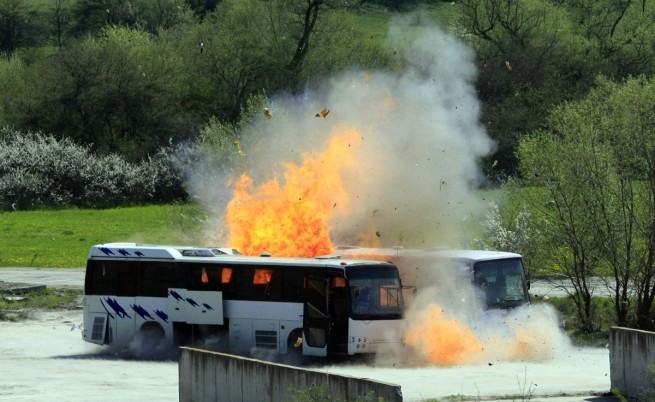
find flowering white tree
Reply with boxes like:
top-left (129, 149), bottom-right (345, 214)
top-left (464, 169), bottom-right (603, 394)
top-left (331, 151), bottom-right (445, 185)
top-left (476, 201), bottom-right (540, 280)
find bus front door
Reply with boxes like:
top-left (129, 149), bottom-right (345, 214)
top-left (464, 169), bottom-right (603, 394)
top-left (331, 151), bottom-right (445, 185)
top-left (302, 276), bottom-right (329, 357)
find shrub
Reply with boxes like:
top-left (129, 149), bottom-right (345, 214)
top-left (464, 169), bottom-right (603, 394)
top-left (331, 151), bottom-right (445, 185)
top-left (0, 129), bottom-right (186, 210)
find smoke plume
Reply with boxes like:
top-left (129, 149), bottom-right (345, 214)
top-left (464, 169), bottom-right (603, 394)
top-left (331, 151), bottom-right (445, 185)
top-left (192, 15), bottom-right (494, 250)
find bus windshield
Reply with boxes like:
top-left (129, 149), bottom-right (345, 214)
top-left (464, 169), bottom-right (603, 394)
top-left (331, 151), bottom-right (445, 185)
top-left (347, 266), bottom-right (404, 320)
top-left (474, 258), bottom-right (529, 309)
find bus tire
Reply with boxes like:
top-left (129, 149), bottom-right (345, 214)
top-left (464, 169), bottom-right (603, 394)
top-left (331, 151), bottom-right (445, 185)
top-left (131, 322), bottom-right (167, 359)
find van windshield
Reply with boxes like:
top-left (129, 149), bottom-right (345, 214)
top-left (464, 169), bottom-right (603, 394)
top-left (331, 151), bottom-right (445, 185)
top-left (473, 258), bottom-right (529, 309)
top-left (347, 266), bottom-right (404, 320)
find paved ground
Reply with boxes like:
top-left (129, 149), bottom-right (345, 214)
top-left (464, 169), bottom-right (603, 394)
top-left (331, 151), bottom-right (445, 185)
top-left (0, 268), bottom-right (620, 402)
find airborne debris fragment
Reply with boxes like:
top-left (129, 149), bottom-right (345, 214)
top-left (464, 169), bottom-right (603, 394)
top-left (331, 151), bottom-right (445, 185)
top-left (233, 140), bottom-right (245, 156)
top-left (315, 107), bottom-right (330, 118)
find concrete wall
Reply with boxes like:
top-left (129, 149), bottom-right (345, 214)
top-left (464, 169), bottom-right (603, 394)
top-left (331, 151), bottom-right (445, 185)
top-left (610, 327), bottom-right (655, 399)
top-left (179, 347), bottom-right (402, 402)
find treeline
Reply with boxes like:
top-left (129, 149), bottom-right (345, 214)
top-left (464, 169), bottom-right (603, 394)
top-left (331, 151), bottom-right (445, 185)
top-left (1, 0), bottom-right (654, 201)
top-left (1, 1), bottom-right (654, 177)
top-left (0, 0), bottom-right (399, 162)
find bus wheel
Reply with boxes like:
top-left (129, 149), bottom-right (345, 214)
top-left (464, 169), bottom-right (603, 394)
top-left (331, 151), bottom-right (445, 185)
top-left (130, 322), bottom-right (168, 359)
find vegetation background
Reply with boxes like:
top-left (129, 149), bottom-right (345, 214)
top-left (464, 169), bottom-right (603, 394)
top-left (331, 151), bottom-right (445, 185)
top-left (3, 0), bottom-right (655, 338)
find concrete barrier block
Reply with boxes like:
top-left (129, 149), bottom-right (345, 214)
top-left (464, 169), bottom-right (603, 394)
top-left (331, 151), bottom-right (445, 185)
top-left (610, 326), bottom-right (655, 399)
top-left (179, 347), bottom-right (402, 402)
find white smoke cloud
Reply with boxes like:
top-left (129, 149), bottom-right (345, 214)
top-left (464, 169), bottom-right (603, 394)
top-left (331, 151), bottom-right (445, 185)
top-left (193, 14), bottom-right (495, 249)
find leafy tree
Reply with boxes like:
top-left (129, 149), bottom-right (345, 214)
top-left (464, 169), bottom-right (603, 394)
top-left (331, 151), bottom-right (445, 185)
top-left (519, 75), bottom-right (655, 331)
top-left (21, 26), bottom-right (189, 160)
top-left (519, 123), bottom-right (605, 332)
top-left (0, 0), bottom-right (38, 55)
top-left (179, 0), bottom-right (371, 121)
top-left (49, 0), bottom-right (72, 48)
top-left (69, 0), bottom-right (194, 36)
top-left (132, 0), bottom-right (195, 34)
top-left (0, 53), bottom-right (29, 126)
top-left (185, 0), bottom-right (219, 19)
top-left (69, 0), bottom-right (138, 36)
top-left (458, 0), bottom-right (594, 178)
top-left (566, 0), bottom-right (655, 78)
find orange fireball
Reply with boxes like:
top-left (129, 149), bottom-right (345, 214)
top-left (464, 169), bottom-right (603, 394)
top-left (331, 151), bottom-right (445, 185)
top-left (225, 126), bottom-right (361, 257)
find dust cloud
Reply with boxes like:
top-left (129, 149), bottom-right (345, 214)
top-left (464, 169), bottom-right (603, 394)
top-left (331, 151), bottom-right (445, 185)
top-left (375, 258), bottom-right (571, 367)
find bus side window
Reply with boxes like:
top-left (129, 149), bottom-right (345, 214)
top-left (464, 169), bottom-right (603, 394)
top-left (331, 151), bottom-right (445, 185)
top-left (186, 265), bottom-right (204, 291)
top-left (281, 268), bottom-right (303, 302)
top-left (87, 262), bottom-right (116, 295)
top-left (233, 266), bottom-right (254, 300)
top-left (253, 268), bottom-right (281, 301)
top-left (116, 262), bottom-right (139, 297)
top-left (204, 266), bottom-right (222, 290)
top-left (142, 263), bottom-right (176, 297)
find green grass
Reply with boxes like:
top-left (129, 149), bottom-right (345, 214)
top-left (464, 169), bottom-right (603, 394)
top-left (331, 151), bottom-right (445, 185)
top-left (0, 203), bottom-right (206, 268)
top-left (0, 287), bottom-right (83, 320)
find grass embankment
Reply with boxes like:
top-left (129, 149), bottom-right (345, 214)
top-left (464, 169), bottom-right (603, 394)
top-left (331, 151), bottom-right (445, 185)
top-left (0, 203), bottom-right (205, 268)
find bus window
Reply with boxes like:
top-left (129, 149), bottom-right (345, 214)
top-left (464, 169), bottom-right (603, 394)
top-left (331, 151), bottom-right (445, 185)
top-left (347, 266), bottom-right (404, 319)
top-left (280, 268), bottom-right (303, 302)
top-left (86, 262), bottom-right (116, 295)
top-left (474, 258), bottom-right (529, 308)
top-left (379, 285), bottom-right (400, 307)
top-left (222, 267), bottom-right (233, 284)
top-left (332, 277), bottom-right (346, 288)
top-left (253, 269), bottom-right (273, 285)
top-left (142, 263), bottom-right (177, 297)
top-left (115, 262), bottom-right (139, 297)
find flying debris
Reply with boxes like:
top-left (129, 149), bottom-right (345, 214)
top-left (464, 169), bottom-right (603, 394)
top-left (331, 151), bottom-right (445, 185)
top-left (315, 107), bottom-right (330, 118)
top-left (505, 61), bottom-right (512, 71)
top-left (233, 140), bottom-right (246, 156)
top-left (263, 108), bottom-right (272, 119)
top-left (492, 160), bottom-right (498, 168)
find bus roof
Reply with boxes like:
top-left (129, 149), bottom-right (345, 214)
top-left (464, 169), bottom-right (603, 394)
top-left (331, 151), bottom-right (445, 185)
top-left (88, 243), bottom-right (396, 269)
top-left (334, 246), bottom-right (522, 263)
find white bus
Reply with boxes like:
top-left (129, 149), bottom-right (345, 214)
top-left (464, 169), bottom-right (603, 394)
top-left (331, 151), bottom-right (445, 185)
top-left (82, 243), bottom-right (406, 358)
top-left (334, 247), bottom-right (530, 310)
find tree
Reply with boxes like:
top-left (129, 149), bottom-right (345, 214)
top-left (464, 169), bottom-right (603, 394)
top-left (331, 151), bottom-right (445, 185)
top-left (458, 0), bottom-right (595, 178)
top-left (519, 129), bottom-right (604, 332)
top-left (518, 75), bottom-right (655, 330)
top-left (179, 0), bottom-right (376, 121)
top-left (50, 0), bottom-right (71, 48)
top-left (567, 0), bottom-right (655, 78)
top-left (22, 27), bottom-right (189, 160)
top-left (0, 0), bottom-right (32, 55)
